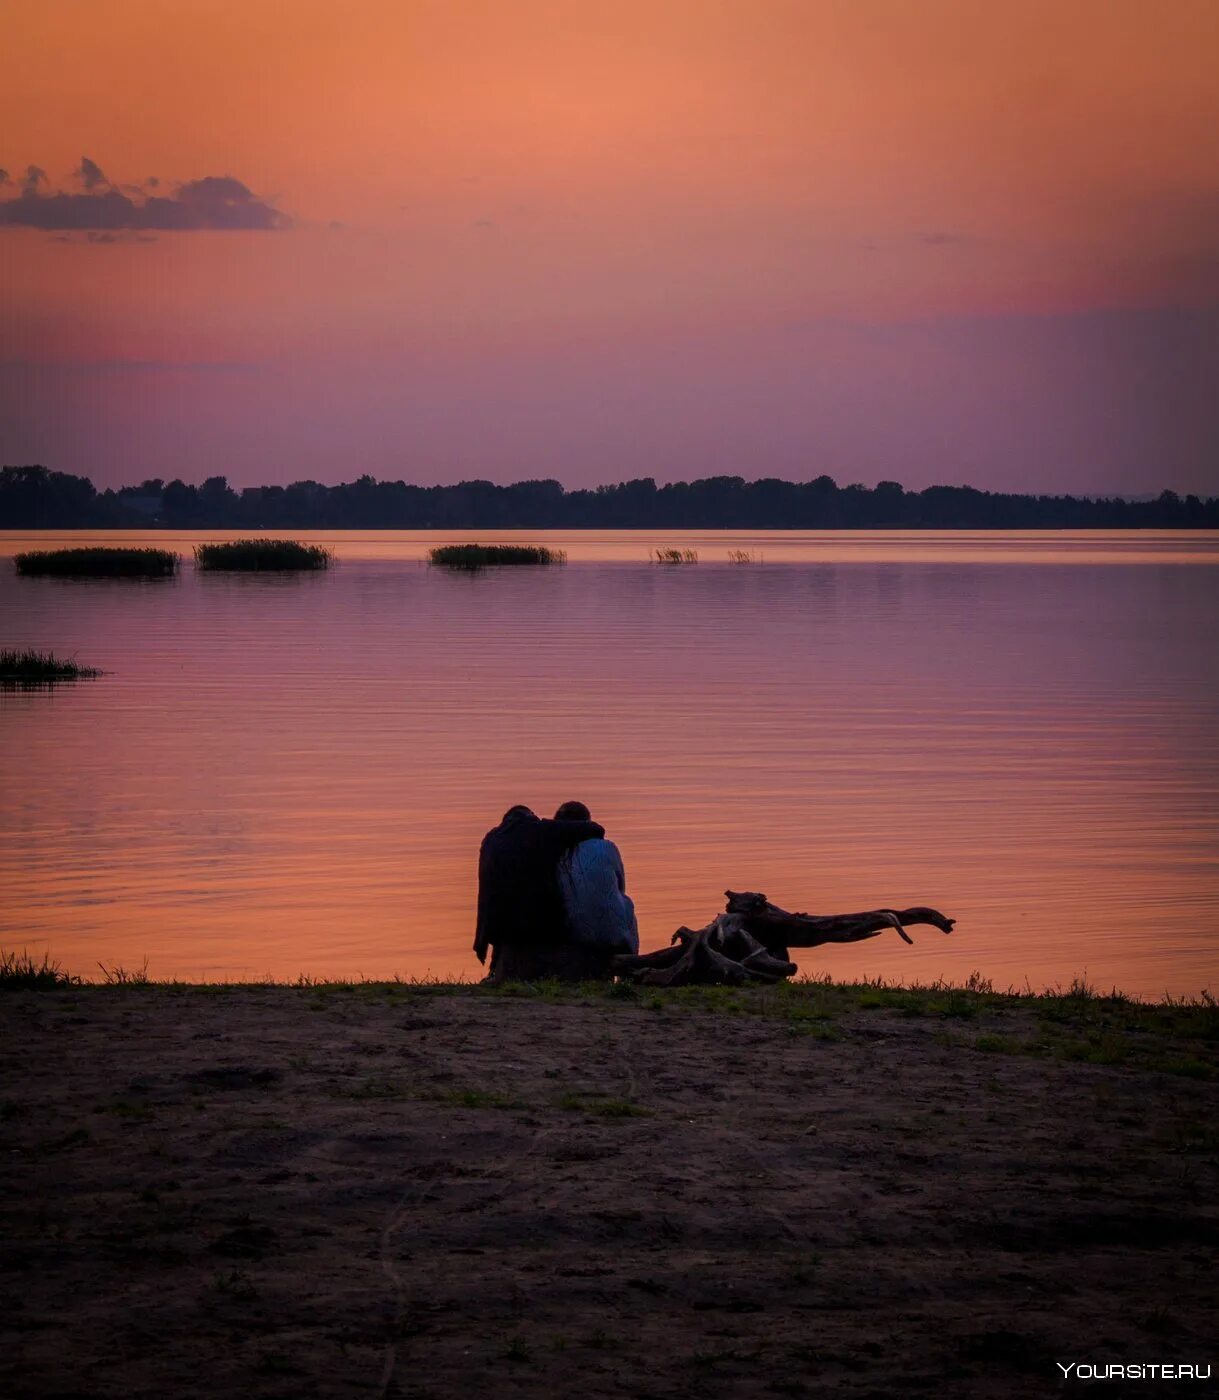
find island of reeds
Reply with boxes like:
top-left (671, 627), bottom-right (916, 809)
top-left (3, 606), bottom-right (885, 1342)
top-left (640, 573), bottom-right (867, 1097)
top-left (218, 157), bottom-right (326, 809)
top-left (653, 547), bottom-right (699, 565)
top-left (193, 539), bottom-right (333, 571)
top-left (428, 543), bottom-right (567, 570)
top-left (14, 546), bottom-right (178, 578)
top-left (0, 649), bottom-right (100, 686)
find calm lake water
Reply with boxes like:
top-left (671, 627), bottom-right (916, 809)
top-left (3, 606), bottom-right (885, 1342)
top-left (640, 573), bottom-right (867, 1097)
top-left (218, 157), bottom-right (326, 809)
top-left (2, 529), bottom-right (1217, 998)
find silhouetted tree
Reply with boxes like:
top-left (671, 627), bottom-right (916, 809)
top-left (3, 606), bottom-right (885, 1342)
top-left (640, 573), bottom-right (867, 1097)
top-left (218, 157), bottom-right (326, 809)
top-left (2, 465), bottom-right (1216, 531)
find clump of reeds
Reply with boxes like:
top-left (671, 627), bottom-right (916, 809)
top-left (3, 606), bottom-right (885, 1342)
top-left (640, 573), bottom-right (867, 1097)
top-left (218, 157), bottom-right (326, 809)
top-left (0, 649), bottom-right (100, 686)
top-left (727, 549), bottom-right (761, 565)
top-left (14, 547), bottom-right (179, 578)
top-left (0, 949), bottom-right (77, 989)
top-left (653, 547), bottom-right (698, 565)
top-left (428, 544), bottom-right (567, 570)
top-left (194, 539), bottom-right (333, 571)
top-left (97, 958), bottom-right (151, 986)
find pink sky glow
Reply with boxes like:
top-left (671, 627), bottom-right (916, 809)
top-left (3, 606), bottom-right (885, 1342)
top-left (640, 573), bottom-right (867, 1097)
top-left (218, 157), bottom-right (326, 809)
top-left (2, 0), bottom-right (1217, 493)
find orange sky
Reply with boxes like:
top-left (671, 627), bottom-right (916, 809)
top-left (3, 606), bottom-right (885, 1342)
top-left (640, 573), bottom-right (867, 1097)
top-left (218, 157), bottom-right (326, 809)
top-left (2, 0), bottom-right (1218, 490)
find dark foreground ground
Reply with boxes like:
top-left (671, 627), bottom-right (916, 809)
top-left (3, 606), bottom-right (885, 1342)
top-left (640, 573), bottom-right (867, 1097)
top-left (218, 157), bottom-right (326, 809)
top-left (1, 979), bottom-right (1216, 1398)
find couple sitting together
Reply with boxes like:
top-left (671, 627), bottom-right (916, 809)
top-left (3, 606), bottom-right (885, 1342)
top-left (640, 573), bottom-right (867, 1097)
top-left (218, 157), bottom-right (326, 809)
top-left (474, 801), bottom-right (639, 981)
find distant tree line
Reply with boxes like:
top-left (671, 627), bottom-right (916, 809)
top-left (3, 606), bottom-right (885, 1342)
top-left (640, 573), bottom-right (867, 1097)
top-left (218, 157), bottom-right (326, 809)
top-left (2, 464), bottom-right (1216, 530)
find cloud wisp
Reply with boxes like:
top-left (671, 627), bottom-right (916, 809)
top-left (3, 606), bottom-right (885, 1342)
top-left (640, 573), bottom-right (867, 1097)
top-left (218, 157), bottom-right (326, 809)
top-left (0, 158), bottom-right (288, 232)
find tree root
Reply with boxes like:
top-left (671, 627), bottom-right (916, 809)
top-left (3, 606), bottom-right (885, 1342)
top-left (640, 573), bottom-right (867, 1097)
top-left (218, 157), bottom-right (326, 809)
top-left (613, 890), bottom-right (955, 987)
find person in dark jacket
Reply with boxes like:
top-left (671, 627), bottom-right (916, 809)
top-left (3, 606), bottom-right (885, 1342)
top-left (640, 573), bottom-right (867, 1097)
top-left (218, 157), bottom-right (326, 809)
top-left (474, 804), bottom-right (604, 980)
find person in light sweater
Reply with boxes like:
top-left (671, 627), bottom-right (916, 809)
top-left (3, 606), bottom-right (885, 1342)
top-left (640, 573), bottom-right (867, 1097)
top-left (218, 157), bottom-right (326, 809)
top-left (552, 800), bottom-right (639, 965)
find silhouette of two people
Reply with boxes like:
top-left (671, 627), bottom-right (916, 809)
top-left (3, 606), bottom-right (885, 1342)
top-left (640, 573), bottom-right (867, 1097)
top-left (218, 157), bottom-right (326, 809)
top-left (475, 802), bottom-right (638, 982)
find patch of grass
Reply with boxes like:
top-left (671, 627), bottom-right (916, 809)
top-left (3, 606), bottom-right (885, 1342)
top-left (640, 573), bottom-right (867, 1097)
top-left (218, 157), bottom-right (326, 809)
top-left (428, 543), bottom-right (566, 569)
top-left (14, 546), bottom-right (178, 578)
top-left (727, 549), bottom-right (761, 564)
top-left (1053, 1032), bottom-right (1130, 1066)
top-left (653, 547), bottom-right (698, 564)
top-left (97, 958), bottom-right (151, 985)
top-left (0, 948), bottom-right (78, 989)
top-left (35, 971), bottom-right (1219, 1079)
top-left (1041, 991), bottom-right (1216, 1038)
top-left (795, 1021), bottom-right (843, 1042)
top-left (776, 999), bottom-right (836, 1025)
top-left (854, 983), bottom-right (983, 1019)
top-left (466, 971), bottom-right (1218, 1052)
top-left (1150, 1056), bottom-right (1212, 1080)
top-left (503, 1336), bottom-right (534, 1364)
top-left (194, 538), bottom-right (332, 571)
top-left (0, 649), bottom-right (101, 686)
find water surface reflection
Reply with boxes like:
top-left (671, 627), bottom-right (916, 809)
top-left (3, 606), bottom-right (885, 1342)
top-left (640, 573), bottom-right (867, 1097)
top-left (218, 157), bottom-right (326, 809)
top-left (1, 531), bottom-right (1216, 997)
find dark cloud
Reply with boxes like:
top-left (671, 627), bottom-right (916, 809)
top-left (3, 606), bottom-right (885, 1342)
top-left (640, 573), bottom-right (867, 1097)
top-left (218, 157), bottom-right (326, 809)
top-left (0, 157), bottom-right (289, 231)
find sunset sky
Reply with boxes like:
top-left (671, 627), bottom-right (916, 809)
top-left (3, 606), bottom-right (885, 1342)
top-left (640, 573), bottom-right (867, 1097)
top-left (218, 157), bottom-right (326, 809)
top-left (2, 0), bottom-right (1217, 493)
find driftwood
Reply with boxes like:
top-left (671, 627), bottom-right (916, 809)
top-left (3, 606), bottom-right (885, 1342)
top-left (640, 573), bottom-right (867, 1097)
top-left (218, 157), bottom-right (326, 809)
top-left (612, 890), bottom-right (955, 987)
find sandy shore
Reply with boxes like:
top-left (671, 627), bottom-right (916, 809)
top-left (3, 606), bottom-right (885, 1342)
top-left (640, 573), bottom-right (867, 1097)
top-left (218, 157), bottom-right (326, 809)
top-left (2, 981), bottom-right (1216, 1398)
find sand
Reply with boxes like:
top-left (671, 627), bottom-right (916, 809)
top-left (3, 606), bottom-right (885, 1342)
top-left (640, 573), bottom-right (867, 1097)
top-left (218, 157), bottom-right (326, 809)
top-left (1, 983), bottom-right (1215, 1398)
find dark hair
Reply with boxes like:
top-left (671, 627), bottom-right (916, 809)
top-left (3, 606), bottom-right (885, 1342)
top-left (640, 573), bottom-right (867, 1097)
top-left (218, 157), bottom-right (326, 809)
top-left (554, 800), bottom-right (591, 822)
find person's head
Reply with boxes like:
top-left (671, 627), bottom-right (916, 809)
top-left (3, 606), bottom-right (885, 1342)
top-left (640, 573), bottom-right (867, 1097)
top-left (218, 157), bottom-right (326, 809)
top-left (502, 804), bottom-right (534, 824)
top-left (554, 800), bottom-right (591, 822)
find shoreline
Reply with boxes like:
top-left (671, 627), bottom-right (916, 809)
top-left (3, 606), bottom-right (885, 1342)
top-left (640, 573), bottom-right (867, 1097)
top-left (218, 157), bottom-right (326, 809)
top-left (3, 981), bottom-right (1215, 1397)
top-left (8, 954), bottom-right (1217, 1015)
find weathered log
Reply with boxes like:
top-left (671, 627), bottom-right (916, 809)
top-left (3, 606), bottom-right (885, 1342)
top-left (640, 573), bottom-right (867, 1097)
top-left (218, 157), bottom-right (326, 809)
top-left (613, 890), bottom-right (955, 987)
top-left (725, 890), bottom-right (953, 956)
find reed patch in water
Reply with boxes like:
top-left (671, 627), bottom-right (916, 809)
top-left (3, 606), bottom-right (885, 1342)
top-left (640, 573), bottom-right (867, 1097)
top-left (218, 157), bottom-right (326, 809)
top-left (14, 547), bottom-right (178, 578)
top-left (0, 649), bottom-right (100, 685)
top-left (194, 539), bottom-right (333, 571)
top-left (428, 543), bottom-right (567, 570)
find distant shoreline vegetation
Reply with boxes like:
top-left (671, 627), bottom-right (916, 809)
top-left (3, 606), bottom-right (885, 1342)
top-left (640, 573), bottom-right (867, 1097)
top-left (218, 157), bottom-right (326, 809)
top-left (2, 465), bottom-right (1217, 530)
top-left (14, 545), bottom-right (178, 577)
top-left (429, 543), bottom-right (566, 569)
top-left (194, 539), bottom-right (332, 571)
